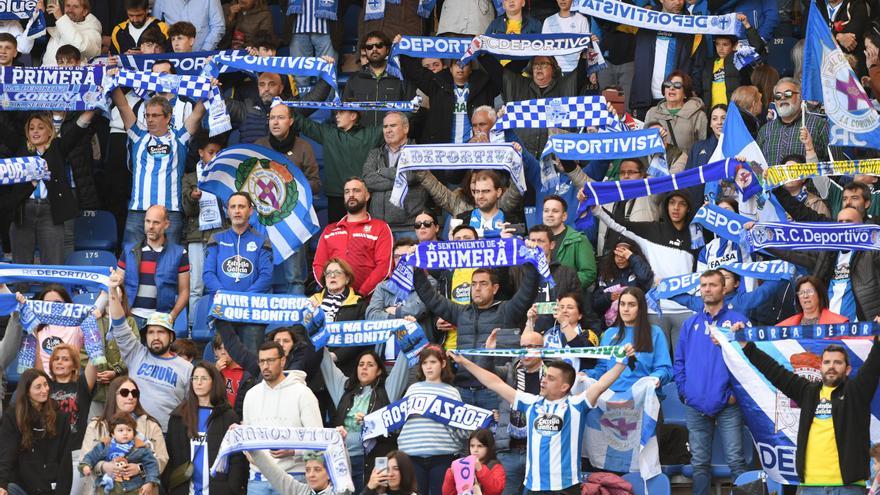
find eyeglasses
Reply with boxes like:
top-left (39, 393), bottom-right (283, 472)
top-left (364, 42), bottom-right (386, 51)
top-left (325, 269), bottom-right (345, 277)
top-left (414, 220), bottom-right (435, 229)
top-left (773, 90), bottom-right (799, 101)
top-left (662, 81), bottom-right (683, 90)
top-left (191, 376), bottom-right (211, 382)
top-left (797, 289), bottom-right (817, 297)
top-left (258, 357), bottom-right (281, 366)
top-left (118, 388), bottom-right (140, 399)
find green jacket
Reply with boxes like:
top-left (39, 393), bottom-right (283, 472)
top-left (554, 226), bottom-right (597, 288)
top-left (295, 118), bottom-right (384, 197)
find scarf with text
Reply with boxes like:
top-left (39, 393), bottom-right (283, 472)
top-left (118, 50), bottom-right (242, 76)
top-left (287, 0), bottom-right (338, 19)
top-left (691, 203), bottom-right (751, 244)
top-left (575, 0), bottom-right (740, 35)
top-left (16, 299), bottom-right (105, 373)
top-left (0, 264), bottom-right (111, 292)
top-left (454, 345), bottom-right (631, 364)
top-left (0, 66), bottom-right (105, 111)
top-left (762, 158), bottom-right (880, 190)
top-left (743, 221), bottom-right (880, 252)
top-left (307, 318), bottom-right (429, 365)
top-left (736, 322), bottom-right (880, 341)
top-left (495, 96), bottom-right (621, 131)
top-left (361, 393), bottom-right (495, 442)
top-left (542, 128), bottom-right (665, 160)
top-left (274, 95), bottom-right (421, 112)
top-left (208, 290), bottom-right (319, 327)
top-left (460, 33), bottom-right (593, 66)
top-left (387, 36), bottom-right (472, 79)
top-left (0, 156), bottom-right (49, 185)
top-left (207, 53), bottom-right (338, 96)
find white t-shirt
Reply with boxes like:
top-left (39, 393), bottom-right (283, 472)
top-left (542, 13), bottom-right (591, 74)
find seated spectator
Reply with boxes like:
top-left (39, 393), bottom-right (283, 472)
top-left (777, 275), bottom-right (849, 325)
top-left (442, 429), bottom-right (506, 495)
top-left (210, 334), bottom-right (249, 408)
top-left (170, 338), bottom-right (197, 363)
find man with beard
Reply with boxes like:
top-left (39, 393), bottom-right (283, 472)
top-left (312, 177), bottom-right (393, 296)
top-left (107, 268), bottom-right (192, 432)
top-left (758, 77), bottom-right (830, 166)
top-left (730, 335), bottom-right (880, 492)
top-left (342, 31), bottom-right (415, 127)
top-left (109, 0), bottom-right (168, 55)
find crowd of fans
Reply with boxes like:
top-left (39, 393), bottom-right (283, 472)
top-left (0, 0), bottom-right (879, 494)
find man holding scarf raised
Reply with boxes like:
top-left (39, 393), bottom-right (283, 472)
top-left (448, 344), bottom-right (635, 495)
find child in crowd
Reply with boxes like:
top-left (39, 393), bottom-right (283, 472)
top-left (80, 413), bottom-right (161, 495)
top-left (169, 21), bottom-right (196, 53)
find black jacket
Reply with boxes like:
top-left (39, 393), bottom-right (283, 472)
top-left (62, 112), bottom-right (101, 209)
top-left (700, 26), bottom-right (766, 108)
top-left (164, 404), bottom-right (246, 495)
top-left (398, 54), bottom-right (500, 144)
top-left (0, 407), bottom-right (72, 494)
top-left (332, 378), bottom-right (396, 476)
top-left (342, 65), bottom-right (416, 127)
top-left (742, 336), bottom-right (880, 484)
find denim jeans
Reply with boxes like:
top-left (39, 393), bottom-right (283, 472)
top-left (123, 210), bottom-right (184, 246)
top-left (796, 487), bottom-right (866, 495)
top-left (457, 386), bottom-right (499, 412)
top-left (188, 241), bottom-right (206, 326)
top-left (685, 403), bottom-right (748, 495)
top-left (281, 246), bottom-right (307, 295)
top-left (235, 322), bottom-right (267, 355)
top-left (349, 454), bottom-right (365, 495)
top-left (411, 454), bottom-right (454, 495)
top-left (248, 478), bottom-right (282, 495)
top-left (499, 446), bottom-right (528, 495)
top-left (290, 33), bottom-right (336, 88)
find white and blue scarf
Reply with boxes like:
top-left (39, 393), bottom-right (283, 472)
top-left (387, 238), bottom-right (554, 299)
top-left (208, 290), bottom-right (320, 328)
top-left (0, 0), bottom-right (46, 38)
top-left (736, 322), bottom-right (880, 342)
top-left (495, 96), bottom-right (621, 132)
top-left (273, 95), bottom-right (421, 112)
top-left (287, 0), bottom-right (338, 20)
top-left (211, 426), bottom-right (353, 492)
top-left (575, 0), bottom-right (740, 35)
top-left (16, 299), bottom-right (106, 373)
top-left (361, 393), bottom-right (495, 441)
top-left (0, 264), bottom-right (111, 292)
top-left (207, 53), bottom-right (338, 96)
top-left (363, 0), bottom-right (399, 20)
top-left (0, 156), bottom-right (49, 185)
top-left (646, 260), bottom-right (795, 312)
top-left (389, 143), bottom-right (525, 208)
top-left (387, 36), bottom-right (471, 79)
top-left (460, 33), bottom-right (593, 65)
top-left (763, 158), bottom-right (880, 190)
top-left (307, 318), bottom-right (429, 365)
top-left (454, 345), bottom-right (630, 363)
top-left (0, 66), bottom-right (105, 111)
top-left (691, 203), bottom-right (751, 244)
top-left (542, 128), bottom-right (665, 160)
top-left (744, 221), bottom-right (880, 252)
top-left (118, 50), bottom-right (242, 76)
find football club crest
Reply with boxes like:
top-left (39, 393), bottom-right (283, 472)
top-left (236, 158), bottom-right (298, 227)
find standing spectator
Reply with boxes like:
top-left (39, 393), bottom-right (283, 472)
top-left (289, 0), bottom-right (338, 89)
top-left (221, 0), bottom-right (272, 49)
top-left (804, 0), bottom-right (868, 73)
top-left (629, 0), bottom-right (705, 119)
top-left (711, 0), bottom-right (777, 41)
top-left (673, 270), bottom-right (749, 495)
top-left (431, 225), bottom-right (480, 351)
top-left (165, 362), bottom-right (246, 494)
top-left (485, 0), bottom-right (542, 34)
top-left (750, 65), bottom-right (779, 117)
top-left (313, 178), bottom-right (394, 296)
top-left (436, 0), bottom-right (494, 35)
top-left (211, 335), bottom-right (249, 408)
top-left (701, 15), bottom-right (766, 108)
top-left (42, 0), bottom-right (102, 66)
top-left (310, 258), bottom-right (369, 376)
top-left (758, 78), bottom-right (829, 166)
top-left (358, 0), bottom-right (423, 42)
top-left (117, 204), bottom-right (190, 329)
top-left (110, 87), bottom-right (206, 245)
top-left (414, 168), bottom-right (522, 222)
top-left (88, 286), bottom-right (141, 420)
top-left (777, 275), bottom-right (849, 325)
top-left (1, 110), bottom-right (95, 266)
top-left (168, 20), bottom-right (196, 52)
top-left (110, 0), bottom-right (168, 55)
top-left (152, 0), bottom-right (225, 50)
top-left (542, 195), bottom-right (597, 288)
top-left (343, 31), bottom-right (416, 127)
top-left (363, 112), bottom-right (428, 238)
top-left (593, 239), bottom-right (654, 327)
top-left (204, 192), bottom-right (274, 354)
top-left (645, 71), bottom-right (708, 172)
top-left (684, 104), bottom-right (727, 206)
top-left (243, 341), bottom-right (322, 495)
top-left (0, 369), bottom-right (72, 495)
top-left (542, 0), bottom-right (592, 74)
top-left (108, 269), bottom-right (192, 432)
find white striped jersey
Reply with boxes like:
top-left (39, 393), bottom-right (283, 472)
top-left (127, 123), bottom-right (190, 212)
top-left (294, 0), bottom-right (329, 35)
top-left (514, 391), bottom-right (593, 492)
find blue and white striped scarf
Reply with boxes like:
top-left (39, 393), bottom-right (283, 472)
top-left (0, 156), bottom-right (49, 185)
top-left (16, 299), bottom-right (105, 373)
top-left (495, 96), bottom-right (621, 132)
top-left (387, 36), bottom-right (472, 79)
top-left (0, 264), bottom-right (111, 292)
top-left (575, 0), bottom-right (740, 35)
top-left (287, 0), bottom-right (338, 20)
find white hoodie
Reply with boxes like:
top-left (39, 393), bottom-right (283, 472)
top-left (42, 13), bottom-right (101, 66)
top-left (243, 370), bottom-right (323, 476)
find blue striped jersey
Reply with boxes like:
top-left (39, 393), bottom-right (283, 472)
top-left (514, 391), bottom-right (593, 491)
top-left (294, 0), bottom-right (329, 34)
top-left (127, 124), bottom-right (190, 212)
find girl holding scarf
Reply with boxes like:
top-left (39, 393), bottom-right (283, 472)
top-left (396, 346), bottom-right (466, 495)
top-left (320, 347), bottom-right (411, 494)
top-left (696, 198), bottom-right (756, 291)
top-left (776, 276), bottom-right (848, 326)
top-left (441, 429), bottom-right (505, 495)
top-left (593, 239), bottom-right (655, 329)
top-left (587, 287), bottom-right (673, 393)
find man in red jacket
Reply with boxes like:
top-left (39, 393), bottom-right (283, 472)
top-left (313, 177), bottom-right (393, 296)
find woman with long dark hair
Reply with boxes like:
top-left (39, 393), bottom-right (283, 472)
top-left (587, 287), bottom-right (672, 392)
top-left (593, 239), bottom-right (654, 328)
top-left (0, 368), bottom-right (72, 494)
top-left (165, 361), bottom-right (245, 494)
top-left (362, 450), bottom-right (420, 495)
top-left (441, 429), bottom-right (505, 495)
top-left (321, 345), bottom-right (411, 494)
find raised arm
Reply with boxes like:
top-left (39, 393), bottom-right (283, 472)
top-left (447, 350), bottom-right (516, 404)
top-left (111, 87), bottom-right (136, 132)
top-left (184, 100), bottom-right (206, 136)
top-left (583, 345), bottom-right (634, 406)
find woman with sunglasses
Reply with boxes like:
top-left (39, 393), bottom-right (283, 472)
top-left (310, 258), bottom-right (368, 376)
top-left (777, 276), bottom-right (848, 326)
top-left (79, 377), bottom-right (168, 495)
top-left (413, 210), bottom-right (440, 242)
top-left (644, 71), bottom-right (707, 173)
top-left (164, 362), bottom-right (246, 494)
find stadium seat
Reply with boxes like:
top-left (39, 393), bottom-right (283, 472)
top-left (660, 383), bottom-right (686, 425)
top-left (524, 206), bottom-right (538, 229)
top-left (174, 307), bottom-right (188, 338)
top-left (621, 472), bottom-right (671, 495)
top-left (74, 210), bottom-right (117, 251)
top-left (66, 250), bottom-right (117, 268)
top-left (765, 36), bottom-right (798, 78)
top-left (202, 341), bottom-right (216, 364)
top-left (72, 291), bottom-right (100, 306)
top-left (191, 298), bottom-right (214, 342)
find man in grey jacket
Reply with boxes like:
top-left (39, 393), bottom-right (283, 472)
top-left (362, 112), bottom-right (427, 237)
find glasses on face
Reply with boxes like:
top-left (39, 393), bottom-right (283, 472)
top-left (364, 42), bottom-right (386, 51)
top-left (773, 90), bottom-right (799, 101)
top-left (118, 388), bottom-right (140, 399)
top-left (325, 269), bottom-right (345, 277)
top-left (414, 220), bottom-right (435, 229)
top-left (662, 81), bottom-right (683, 90)
top-left (258, 357), bottom-right (281, 366)
top-left (191, 375), bottom-right (211, 382)
top-left (797, 289), bottom-right (817, 297)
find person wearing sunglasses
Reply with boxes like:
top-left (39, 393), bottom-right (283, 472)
top-left (342, 31), bottom-right (416, 127)
top-left (757, 77), bottom-right (829, 167)
top-left (644, 71), bottom-right (707, 173)
top-left (79, 377), bottom-right (168, 495)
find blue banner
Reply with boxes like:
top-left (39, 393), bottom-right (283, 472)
top-left (118, 50), bottom-right (243, 76)
top-left (387, 36), bottom-right (471, 79)
top-left (0, 156), bottom-right (49, 185)
top-left (0, 264), bottom-right (111, 291)
top-left (361, 393), bottom-right (495, 441)
top-left (737, 322), bottom-right (880, 342)
top-left (744, 221), bottom-right (880, 252)
top-left (541, 129), bottom-right (665, 159)
top-left (802, 1), bottom-right (880, 149)
top-left (0, 66), bottom-right (105, 111)
top-left (0, 0), bottom-right (39, 20)
top-left (209, 290), bottom-right (318, 325)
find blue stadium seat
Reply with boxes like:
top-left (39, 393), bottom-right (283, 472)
top-left (74, 210), bottom-right (117, 251)
top-left (660, 383), bottom-right (686, 425)
top-left (681, 427), bottom-right (755, 479)
top-left (72, 291), bottom-right (100, 306)
top-left (622, 472), bottom-right (671, 495)
top-left (765, 36), bottom-right (797, 78)
top-left (174, 307), bottom-right (188, 338)
top-left (524, 206), bottom-right (538, 229)
top-left (4, 361), bottom-right (20, 388)
top-left (66, 250), bottom-right (117, 268)
top-left (191, 298), bottom-right (213, 342)
top-left (203, 342), bottom-right (216, 364)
